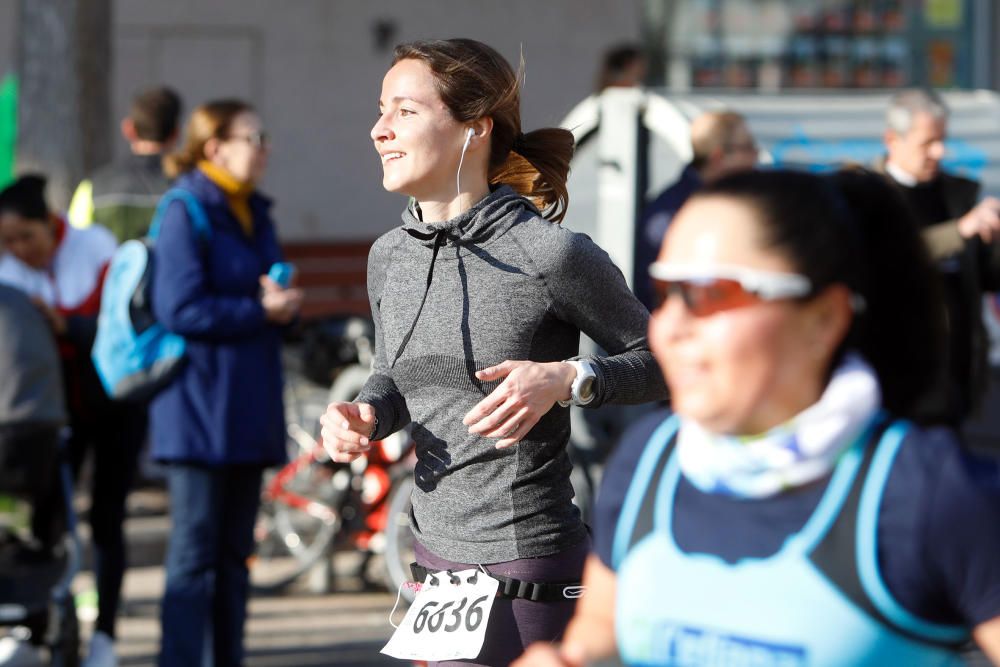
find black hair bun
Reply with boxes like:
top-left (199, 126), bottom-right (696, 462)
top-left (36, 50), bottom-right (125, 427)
top-left (0, 172), bottom-right (50, 220)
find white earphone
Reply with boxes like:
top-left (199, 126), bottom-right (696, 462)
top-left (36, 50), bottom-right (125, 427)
top-left (457, 128), bottom-right (475, 198)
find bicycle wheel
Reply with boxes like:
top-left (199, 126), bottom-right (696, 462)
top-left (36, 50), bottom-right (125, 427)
top-left (328, 363), bottom-right (372, 404)
top-left (250, 459), bottom-right (345, 593)
top-left (381, 474), bottom-right (417, 602)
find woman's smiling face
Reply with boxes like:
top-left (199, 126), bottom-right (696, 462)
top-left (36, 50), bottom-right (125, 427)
top-left (371, 58), bottom-right (469, 202)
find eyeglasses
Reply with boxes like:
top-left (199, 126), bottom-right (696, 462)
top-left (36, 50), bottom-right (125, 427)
top-left (648, 262), bottom-right (812, 316)
top-left (226, 131), bottom-right (270, 148)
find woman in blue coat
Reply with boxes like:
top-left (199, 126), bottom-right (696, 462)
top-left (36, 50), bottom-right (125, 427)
top-left (151, 99), bottom-right (302, 667)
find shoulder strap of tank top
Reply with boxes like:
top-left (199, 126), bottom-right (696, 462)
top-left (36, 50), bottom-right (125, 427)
top-left (612, 415), bottom-right (679, 569)
top-left (809, 418), bottom-right (968, 647)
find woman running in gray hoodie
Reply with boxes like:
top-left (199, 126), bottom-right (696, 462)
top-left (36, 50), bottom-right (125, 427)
top-left (321, 38), bottom-right (667, 667)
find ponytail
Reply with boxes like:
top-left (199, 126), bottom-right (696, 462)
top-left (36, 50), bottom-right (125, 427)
top-left (828, 168), bottom-right (946, 419)
top-left (162, 151), bottom-right (197, 180)
top-left (490, 127), bottom-right (574, 223)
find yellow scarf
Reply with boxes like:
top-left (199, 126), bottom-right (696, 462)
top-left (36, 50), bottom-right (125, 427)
top-left (197, 160), bottom-right (255, 237)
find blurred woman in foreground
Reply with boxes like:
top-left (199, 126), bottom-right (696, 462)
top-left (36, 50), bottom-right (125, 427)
top-left (516, 169), bottom-right (1000, 666)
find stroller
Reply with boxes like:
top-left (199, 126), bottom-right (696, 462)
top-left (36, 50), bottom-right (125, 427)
top-left (0, 286), bottom-right (81, 665)
top-left (0, 426), bottom-right (81, 666)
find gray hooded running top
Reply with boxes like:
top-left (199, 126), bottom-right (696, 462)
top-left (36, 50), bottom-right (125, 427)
top-left (357, 186), bottom-right (667, 563)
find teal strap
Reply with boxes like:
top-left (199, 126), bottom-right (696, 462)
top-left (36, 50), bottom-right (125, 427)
top-left (783, 416), bottom-right (880, 557)
top-left (856, 420), bottom-right (969, 644)
top-left (147, 188), bottom-right (211, 242)
top-left (612, 415), bottom-right (678, 569)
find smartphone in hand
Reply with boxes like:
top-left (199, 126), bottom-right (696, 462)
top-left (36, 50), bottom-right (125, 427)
top-left (267, 262), bottom-right (296, 288)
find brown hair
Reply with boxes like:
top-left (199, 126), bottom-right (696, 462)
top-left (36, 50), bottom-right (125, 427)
top-left (392, 39), bottom-right (574, 223)
top-left (130, 86), bottom-right (181, 143)
top-left (595, 43), bottom-right (645, 92)
top-left (163, 99), bottom-right (253, 179)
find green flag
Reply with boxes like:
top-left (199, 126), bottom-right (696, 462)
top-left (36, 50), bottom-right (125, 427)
top-left (0, 74), bottom-right (17, 189)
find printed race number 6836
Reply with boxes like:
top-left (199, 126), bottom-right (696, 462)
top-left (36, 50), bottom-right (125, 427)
top-left (413, 595), bottom-right (490, 634)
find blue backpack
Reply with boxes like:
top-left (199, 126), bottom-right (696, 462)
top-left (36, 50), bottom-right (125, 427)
top-left (92, 189), bottom-right (211, 402)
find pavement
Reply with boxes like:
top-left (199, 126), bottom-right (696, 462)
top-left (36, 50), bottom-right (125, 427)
top-left (104, 565), bottom-right (398, 667)
top-left (75, 485), bottom-right (400, 667)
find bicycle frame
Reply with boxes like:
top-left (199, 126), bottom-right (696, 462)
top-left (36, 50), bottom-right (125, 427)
top-left (252, 426), bottom-right (416, 594)
top-left (263, 448), bottom-right (341, 523)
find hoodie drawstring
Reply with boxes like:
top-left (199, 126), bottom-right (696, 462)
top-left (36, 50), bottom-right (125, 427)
top-left (391, 229), bottom-right (446, 368)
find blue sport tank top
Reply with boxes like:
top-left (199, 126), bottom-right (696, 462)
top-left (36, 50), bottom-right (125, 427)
top-left (612, 415), bottom-right (968, 667)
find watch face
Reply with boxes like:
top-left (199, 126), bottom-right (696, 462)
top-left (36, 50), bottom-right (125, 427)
top-left (574, 361), bottom-right (597, 404)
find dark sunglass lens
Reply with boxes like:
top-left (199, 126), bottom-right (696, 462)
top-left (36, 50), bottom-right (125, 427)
top-left (651, 279), bottom-right (673, 310)
top-left (652, 276), bottom-right (763, 316)
top-left (651, 279), bottom-right (696, 312)
top-left (692, 279), bottom-right (758, 315)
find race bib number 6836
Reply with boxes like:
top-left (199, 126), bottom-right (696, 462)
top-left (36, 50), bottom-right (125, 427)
top-left (381, 568), bottom-right (500, 661)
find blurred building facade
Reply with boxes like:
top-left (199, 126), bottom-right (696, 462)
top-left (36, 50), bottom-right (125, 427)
top-left (0, 0), bottom-right (641, 243)
top-left (1, 1), bottom-right (998, 317)
top-left (0, 2), bottom-right (996, 243)
top-left (642, 0), bottom-right (999, 92)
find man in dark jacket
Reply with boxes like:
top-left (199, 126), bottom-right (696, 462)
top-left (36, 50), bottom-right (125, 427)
top-left (634, 110), bottom-right (757, 310)
top-left (877, 88), bottom-right (1000, 426)
top-left (68, 86), bottom-right (181, 242)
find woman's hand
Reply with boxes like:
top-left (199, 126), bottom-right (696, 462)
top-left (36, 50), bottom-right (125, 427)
top-left (512, 642), bottom-right (587, 667)
top-left (973, 615), bottom-right (1000, 666)
top-left (320, 400), bottom-right (377, 463)
top-left (259, 275), bottom-right (303, 324)
top-left (463, 360), bottom-right (576, 448)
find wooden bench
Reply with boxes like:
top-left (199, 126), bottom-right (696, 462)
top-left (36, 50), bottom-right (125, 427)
top-left (281, 241), bottom-right (372, 319)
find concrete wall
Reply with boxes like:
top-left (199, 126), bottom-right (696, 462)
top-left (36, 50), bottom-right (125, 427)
top-left (0, 1), bottom-right (642, 241)
top-left (0, 2), bottom-right (14, 72)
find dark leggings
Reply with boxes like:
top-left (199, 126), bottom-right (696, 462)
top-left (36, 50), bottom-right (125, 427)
top-left (64, 406), bottom-right (146, 638)
top-left (414, 537), bottom-right (590, 667)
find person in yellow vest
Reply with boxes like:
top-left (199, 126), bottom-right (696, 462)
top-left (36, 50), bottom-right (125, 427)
top-left (68, 86), bottom-right (181, 242)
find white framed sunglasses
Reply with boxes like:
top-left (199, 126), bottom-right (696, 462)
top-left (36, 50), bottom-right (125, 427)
top-left (648, 262), bottom-right (813, 316)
